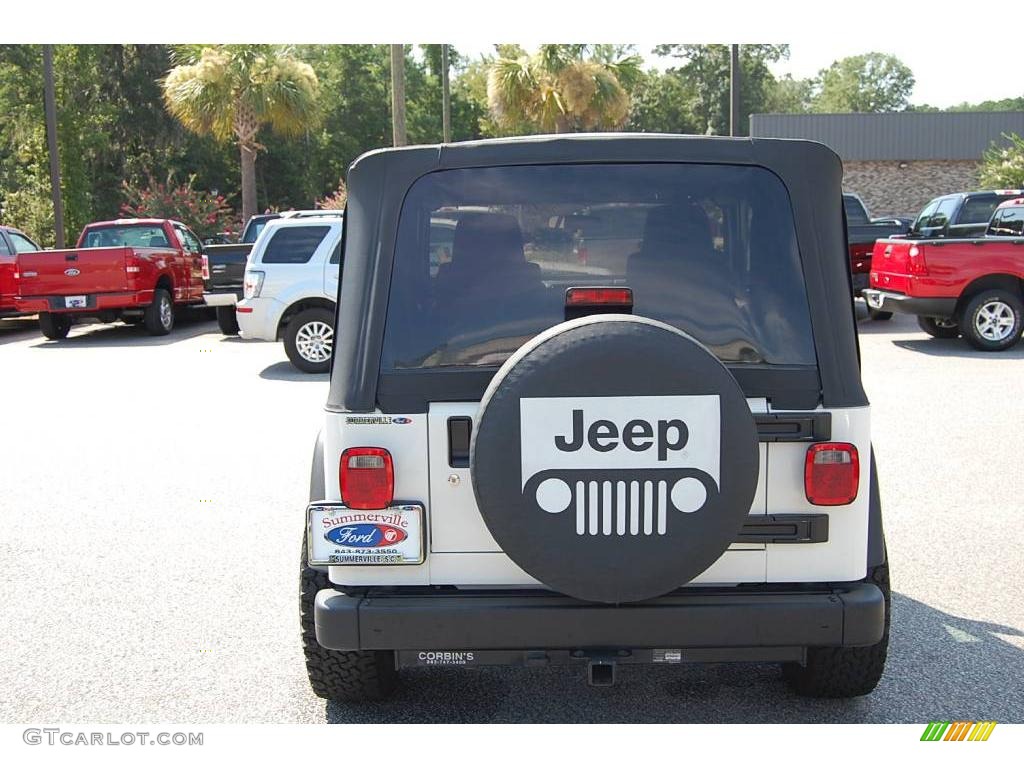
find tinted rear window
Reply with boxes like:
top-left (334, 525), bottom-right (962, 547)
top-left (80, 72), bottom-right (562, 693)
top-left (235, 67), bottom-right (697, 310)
top-left (382, 163), bottom-right (816, 369)
top-left (961, 195), bottom-right (1015, 225)
top-left (843, 195), bottom-right (869, 225)
top-left (261, 226), bottom-right (330, 264)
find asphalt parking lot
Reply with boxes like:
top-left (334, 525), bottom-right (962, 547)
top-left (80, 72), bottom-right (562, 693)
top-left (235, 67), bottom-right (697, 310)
top-left (1, 306), bottom-right (1022, 724)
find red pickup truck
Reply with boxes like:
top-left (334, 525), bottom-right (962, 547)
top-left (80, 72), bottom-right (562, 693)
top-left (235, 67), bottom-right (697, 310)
top-left (863, 198), bottom-right (1024, 351)
top-left (15, 219), bottom-right (206, 339)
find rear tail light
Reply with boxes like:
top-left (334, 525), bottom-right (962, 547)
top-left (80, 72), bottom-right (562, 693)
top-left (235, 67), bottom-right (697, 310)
top-left (243, 270), bottom-right (265, 299)
top-left (907, 245), bottom-right (929, 276)
top-left (805, 443), bottom-right (859, 506)
top-left (201, 254), bottom-right (210, 280)
top-left (340, 448), bottom-right (394, 510)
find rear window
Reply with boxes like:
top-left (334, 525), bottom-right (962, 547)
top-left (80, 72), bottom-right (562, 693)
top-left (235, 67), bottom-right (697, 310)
top-left (260, 226), bottom-right (330, 264)
top-left (960, 195), bottom-right (1008, 225)
top-left (382, 163), bottom-right (816, 369)
top-left (81, 225), bottom-right (171, 248)
top-left (843, 195), bottom-right (870, 225)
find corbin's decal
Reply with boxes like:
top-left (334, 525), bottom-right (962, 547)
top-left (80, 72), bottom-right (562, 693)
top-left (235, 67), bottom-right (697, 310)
top-left (325, 523), bottom-right (408, 548)
top-left (519, 395), bottom-right (721, 537)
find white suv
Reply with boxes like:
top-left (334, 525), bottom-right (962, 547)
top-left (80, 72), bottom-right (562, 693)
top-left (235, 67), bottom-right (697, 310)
top-left (236, 213), bottom-right (343, 373)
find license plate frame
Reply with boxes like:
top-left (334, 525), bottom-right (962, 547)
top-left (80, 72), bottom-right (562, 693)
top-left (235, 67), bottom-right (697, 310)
top-left (307, 502), bottom-right (425, 566)
top-left (64, 295), bottom-right (87, 309)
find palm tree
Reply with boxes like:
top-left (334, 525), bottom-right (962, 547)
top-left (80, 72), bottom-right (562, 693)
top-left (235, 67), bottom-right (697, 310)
top-left (487, 44), bottom-right (640, 134)
top-left (162, 45), bottom-right (319, 223)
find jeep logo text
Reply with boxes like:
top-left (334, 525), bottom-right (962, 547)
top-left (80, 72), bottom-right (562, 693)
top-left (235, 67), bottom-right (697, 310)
top-left (554, 409), bottom-right (689, 461)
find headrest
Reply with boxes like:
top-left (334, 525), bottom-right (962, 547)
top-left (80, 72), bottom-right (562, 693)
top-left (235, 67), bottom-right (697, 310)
top-left (639, 204), bottom-right (712, 255)
top-left (451, 212), bottom-right (525, 265)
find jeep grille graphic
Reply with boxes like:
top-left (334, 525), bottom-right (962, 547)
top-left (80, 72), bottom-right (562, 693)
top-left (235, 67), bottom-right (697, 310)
top-left (573, 479), bottom-right (669, 536)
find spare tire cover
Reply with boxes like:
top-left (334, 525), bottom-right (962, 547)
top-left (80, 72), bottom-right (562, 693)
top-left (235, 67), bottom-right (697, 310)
top-left (471, 315), bottom-right (759, 604)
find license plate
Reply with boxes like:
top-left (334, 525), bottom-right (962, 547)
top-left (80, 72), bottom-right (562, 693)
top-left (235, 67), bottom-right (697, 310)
top-left (65, 295), bottom-right (87, 309)
top-left (307, 503), bottom-right (424, 565)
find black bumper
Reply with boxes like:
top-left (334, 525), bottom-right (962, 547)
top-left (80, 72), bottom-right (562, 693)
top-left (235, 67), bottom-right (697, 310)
top-left (862, 289), bottom-right (956, 318)
top-left (314, 583), bottom-right (885, 655)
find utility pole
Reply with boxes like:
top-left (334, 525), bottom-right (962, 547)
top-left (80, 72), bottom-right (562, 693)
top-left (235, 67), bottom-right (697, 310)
top-left (729, 44), bottom-right (741, 137)
top-left (42, 45), bottom-right (65, 248)
top-left (390, 44), bottom-right (407, 147)
top-left (441, 44), bottom-right (451, 143)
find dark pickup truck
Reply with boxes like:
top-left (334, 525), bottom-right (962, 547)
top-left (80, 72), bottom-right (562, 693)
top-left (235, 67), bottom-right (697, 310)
top-left (201, 214), bottom-right (281, 334)
top-left (843, 193), bottom-right (910, 320)
top-left (907, 189), bottom-right (1023, 240)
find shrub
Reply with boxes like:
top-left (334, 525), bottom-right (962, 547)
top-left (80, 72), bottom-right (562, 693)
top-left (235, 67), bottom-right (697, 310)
top-left (979, 133), bottom-right (1024, 189)
top-left (120, 174), bottom-right (239, 239)
top-left (316, 178), bottom-right (347, 210)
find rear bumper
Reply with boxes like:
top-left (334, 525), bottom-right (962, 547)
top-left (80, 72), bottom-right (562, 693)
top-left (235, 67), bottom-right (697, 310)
top-left (203, 291), bottom-right (240, 307)
top-left (236, 296), bottom-right (282, 341)
top-left (314, 583), bottom-right (885, 654)
top-left (15, 291), bottom-right (150, 314)
top-left (862, 289), bottom-right (956, 318)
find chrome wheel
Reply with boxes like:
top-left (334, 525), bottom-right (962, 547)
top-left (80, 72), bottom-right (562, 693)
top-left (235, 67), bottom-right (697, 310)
top-left (975, 301), bottom-right (1015, 342)
top-left (159, 296), bottom-right (173, 330)
top-left (294, 320), bottom-right (333, 363)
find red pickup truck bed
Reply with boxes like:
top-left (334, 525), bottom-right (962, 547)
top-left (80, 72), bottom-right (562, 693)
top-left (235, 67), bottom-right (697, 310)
top-left (14, 219), bottom-right (205, 339)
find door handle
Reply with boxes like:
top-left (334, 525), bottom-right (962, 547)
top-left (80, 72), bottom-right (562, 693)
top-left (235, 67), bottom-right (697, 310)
top-left (447, 417), bottom-right (472, 468)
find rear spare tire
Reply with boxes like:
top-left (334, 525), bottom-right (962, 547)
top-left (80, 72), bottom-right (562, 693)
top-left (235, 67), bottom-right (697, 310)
top-left (39, 313), bottom-right (72, 340)
top-left (471, 315), bottom-right (759, 604)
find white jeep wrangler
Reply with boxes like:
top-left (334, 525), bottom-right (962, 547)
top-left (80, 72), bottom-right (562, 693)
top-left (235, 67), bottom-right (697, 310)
top-left (301, 135), bottom-right (889, 701)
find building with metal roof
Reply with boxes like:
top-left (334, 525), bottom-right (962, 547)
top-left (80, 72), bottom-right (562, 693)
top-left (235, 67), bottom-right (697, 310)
top-left (750, 112), bottom-right (1024, 216)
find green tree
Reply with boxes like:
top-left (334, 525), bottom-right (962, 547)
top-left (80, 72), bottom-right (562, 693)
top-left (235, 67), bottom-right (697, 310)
top-left (653, 44), bottom-right (790, 134)
top-left (766, 74), bottom-right (814, 114)
top-left (486, 44), bottom-right (640, 133)
top-left (626, 69), bottom-right (698, 133)
top-left (162, 45), bottom-right (320, 223)
top-left (813, 53), bottom-right (914, 113)
top-left (979, 133), bottom-right (1024, 188)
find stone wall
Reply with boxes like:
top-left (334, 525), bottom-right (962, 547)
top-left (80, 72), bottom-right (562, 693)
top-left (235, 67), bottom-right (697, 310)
top-left (842, 160), bottom-right (981, 219)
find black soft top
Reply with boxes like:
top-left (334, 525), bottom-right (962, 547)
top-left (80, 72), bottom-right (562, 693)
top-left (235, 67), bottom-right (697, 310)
top-left (330, 133), bottom-right (865, 412)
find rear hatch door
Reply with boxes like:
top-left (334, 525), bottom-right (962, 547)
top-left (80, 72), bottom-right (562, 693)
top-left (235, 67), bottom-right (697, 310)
top-left (17, 247), bottom-right (130, 296)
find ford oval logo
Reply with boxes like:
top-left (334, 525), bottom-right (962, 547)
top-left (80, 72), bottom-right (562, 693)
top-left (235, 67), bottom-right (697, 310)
top-left (64, 268), bottom-right (80, 277)
top-left (391, 417), bottom-right (412, 424)
top-left (325, 523), bottom-right (407, 548)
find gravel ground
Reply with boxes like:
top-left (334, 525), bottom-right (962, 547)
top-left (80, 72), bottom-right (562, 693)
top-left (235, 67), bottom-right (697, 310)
top-left (0, 305), bottom-right (1021, 724)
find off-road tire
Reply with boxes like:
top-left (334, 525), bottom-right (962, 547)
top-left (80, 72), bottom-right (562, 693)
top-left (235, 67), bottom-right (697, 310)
top-left (144, 288), bottom-right (174, 336)
top-left (867, 308), bottom-right (892, 321)
top-left (216, 306), bottom-right (239, 335)
top-left (782, 560), bottom-right (890, 698)
top-left (959, 289), bottom-right (1023, 352)
top-left (39, 313), bottom-right (71, 340)
top-left (284, 308), bottom-right (334, 374)
top-left (300, 532), bottom-right (398, 702)
top-left (917, 315), bottom-right (959, 339)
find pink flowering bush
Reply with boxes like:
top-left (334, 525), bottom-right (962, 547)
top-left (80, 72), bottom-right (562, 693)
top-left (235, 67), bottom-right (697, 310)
top-left (121, 174), bottom-right (239, 239)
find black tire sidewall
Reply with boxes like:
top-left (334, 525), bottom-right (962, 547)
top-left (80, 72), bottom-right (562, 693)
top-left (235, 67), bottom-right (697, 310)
top-left (39, 313), bottom-right (71, 339)
top-left (285, 308), bottom-right (334, 374)
top-left (216, 306), bottom-right (240, 335)
top-left (960, 290), bottom-right (1023, 351)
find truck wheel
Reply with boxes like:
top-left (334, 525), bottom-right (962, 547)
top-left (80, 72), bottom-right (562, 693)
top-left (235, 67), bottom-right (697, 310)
top-left (867, 308), bottom-right (892, 321)
top-left (300, 532), bottom-right (398, 702)
top-left (782, 559), bottom-right (889, 698)
top-left (285, 308), bottom-right (334, 374)
top-left (39, 313), bottom-right (72, 340)
top-left (144, 288), bottom-right (175, 336)
top-left (959, 289), bottom-right (1023, 351)
top-left (917, 316), bottom-right (959, 339)
top-left (216, 306), bottom-right (240, 335)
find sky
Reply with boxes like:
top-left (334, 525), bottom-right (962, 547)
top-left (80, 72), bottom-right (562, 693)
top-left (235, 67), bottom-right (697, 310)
top-left (458, 41), bottom-right (1018, 110)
